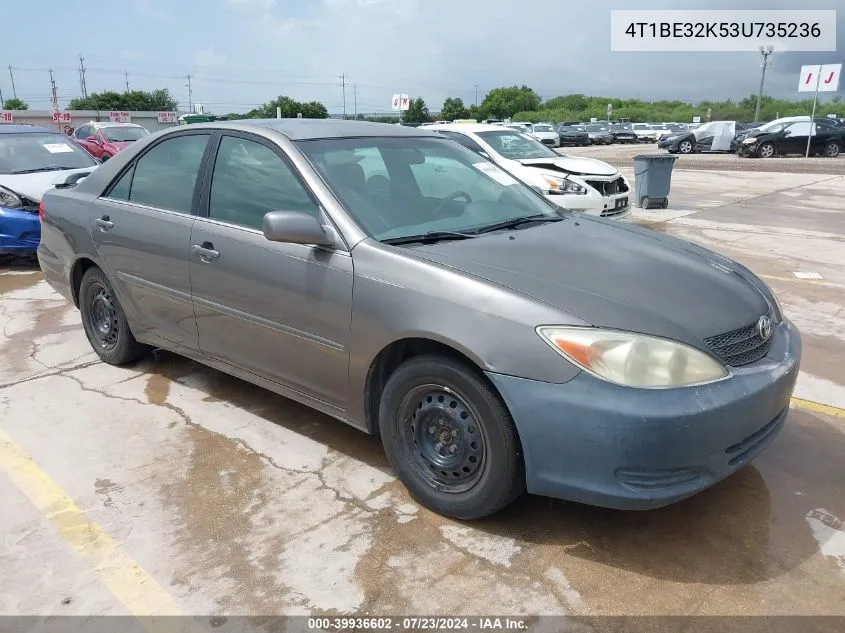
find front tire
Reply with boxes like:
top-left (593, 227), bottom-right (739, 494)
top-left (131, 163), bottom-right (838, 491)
top-left (678, 139), bottom-right (693, 154)
top-left (378, 356), bottom-right (525, 520)
top-left (824, 141), bottom-right (841, 157)
top-left (757, 142), bottom-right (775, 158)
top-left (79, 267), bottom-right (147, 365)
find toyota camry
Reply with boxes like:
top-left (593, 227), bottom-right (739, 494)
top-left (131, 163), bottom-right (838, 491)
top-left (38, 119), bottom-right (801, 519)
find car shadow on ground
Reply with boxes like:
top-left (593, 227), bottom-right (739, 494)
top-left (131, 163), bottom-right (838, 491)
top-left (135, 349), bottom-right (845, 586)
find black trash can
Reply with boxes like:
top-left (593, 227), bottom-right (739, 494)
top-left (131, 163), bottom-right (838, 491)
top-left (633, 154), bottom-right (678, 209)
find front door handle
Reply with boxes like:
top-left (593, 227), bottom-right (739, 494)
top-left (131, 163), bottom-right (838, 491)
top-left (192, 243), bottom-right (220, 261)
top-left (95, 216), bottom-right (114, 231)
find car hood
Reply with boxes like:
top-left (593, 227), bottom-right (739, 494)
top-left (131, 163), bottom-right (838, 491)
top-left (105, 141), bottom-right (134, 151)
top-left (516, 155), bottom-right (618, 176)
top-left (405, 217), bottom-right (771, 347)
top-left (0, 167), bottom-right (96, 202)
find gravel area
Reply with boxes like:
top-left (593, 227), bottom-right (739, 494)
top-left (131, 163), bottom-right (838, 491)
top-left (556, 143), bottom-right (845, 174)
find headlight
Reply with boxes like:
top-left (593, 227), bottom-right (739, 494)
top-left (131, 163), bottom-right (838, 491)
top-left (742, 137), bottom-right (757, 144)
top-left (542, 174), bottom-right (587, 195)
top-left (536, 326), bottom-right (729, 388)
top-left (0, 185), bottom-right (23, 209)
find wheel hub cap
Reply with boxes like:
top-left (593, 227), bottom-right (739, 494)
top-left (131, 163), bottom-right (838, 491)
top-left (88, 286), bottom-right (119, 350)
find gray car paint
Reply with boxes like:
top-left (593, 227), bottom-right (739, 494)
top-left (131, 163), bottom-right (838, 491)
top-left (39, 118), bottom-right (775, 437)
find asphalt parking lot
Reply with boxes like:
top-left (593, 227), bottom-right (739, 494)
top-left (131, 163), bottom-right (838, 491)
top-left (1, 158), bottom-right (845, 621)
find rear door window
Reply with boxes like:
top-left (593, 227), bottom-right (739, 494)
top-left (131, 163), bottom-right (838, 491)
top-left (127, 134), bottom-right (210, 213)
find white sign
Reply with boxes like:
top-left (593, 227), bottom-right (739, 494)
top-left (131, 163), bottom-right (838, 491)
top-left (157, 111), bottom-right (177, 123)
top-left (0, 111), bottom-right (13, 123)
top-left (799, 64), bottom-right (842, 92)
top-left (692, 116), bottom-right (701, 123)
top-left (109, 111), bottom-right (131, 123)
top-left (194, 103), bottom-right (204, 114)
top-left (43, 143), bottom-right (75, 154)
top-left (606, 103), bottom-right (612, 118)
top-left (52, 111), bottom-right (72, 124)
top-left (590, 117), bottom-right (598, 122)
top-left (392, 94), bottom-right (410, 112)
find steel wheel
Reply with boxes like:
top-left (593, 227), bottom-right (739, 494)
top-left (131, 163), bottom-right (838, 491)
top-left (86, 282), bottom-right (120, 351)
top-left (758, 142), bottom-right (775, 158)
top-left (824, 142), bottom-right (840, 157)
top-left (396, 384), bottom-right (485, 493)
top-left (679, 140), bottom-right (693, 154)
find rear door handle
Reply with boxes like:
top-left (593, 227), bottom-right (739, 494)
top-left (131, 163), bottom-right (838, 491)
top-left (95, 216), bottom-right (114, 230)
top-left (192, 243), bottom-right (220, 261)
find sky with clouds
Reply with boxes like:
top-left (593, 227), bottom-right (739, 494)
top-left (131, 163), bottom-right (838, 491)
top-left (3, 0), bottom-right (842, 115)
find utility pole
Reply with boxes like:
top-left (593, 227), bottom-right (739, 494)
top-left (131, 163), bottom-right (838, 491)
top-left (353, 84), bottom-right (357, 119)
top-left (125, 70), bottom-right (130, 92)
top-left (339, 73), bottom-right (346, 119)
top-left (754, 45), bottom-right (774, 122)
top-left (474, 83), bottom-right (479, 107)
top-left (8, 66), bottom-right (17, 99)
top-left (49, 68), bottom-right (59, 111)
top-left (1, 87), bottom-right (4, 109)
top-left (79, 55), bottom-right (88, 99)
top-left (185, 73), bottom-right (193, 112)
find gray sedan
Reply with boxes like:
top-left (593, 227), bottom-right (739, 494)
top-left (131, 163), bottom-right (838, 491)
top-left (38, 119), bottom-right (801, 519)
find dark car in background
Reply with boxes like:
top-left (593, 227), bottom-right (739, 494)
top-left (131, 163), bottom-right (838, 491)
top-left (737, 118), bottom-right (844, 158)
top-left (580, 124), bottom-right (613, 145)
top-left (609, 124), bottom-right (638, 144)
top-left (555, 124), bottom-right (590, 146)
top-left (660, 121), bottom-right (749, 154)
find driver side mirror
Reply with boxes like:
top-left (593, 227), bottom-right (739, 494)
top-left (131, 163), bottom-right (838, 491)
top-left (86, 135), bottom-right (99, 143)
top-left (262, 211), bottom-right (335, 247)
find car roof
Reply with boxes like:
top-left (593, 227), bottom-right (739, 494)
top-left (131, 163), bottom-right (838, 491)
top-left (0, 124), bottom-right (55, 134)
top-left (423, 123), bottom-right (515, 134)
top-left (195, 118), bottom-right (439, 140)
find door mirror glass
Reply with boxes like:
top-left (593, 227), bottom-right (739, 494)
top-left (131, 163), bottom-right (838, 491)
top-left (263, 211), bottom-right (334, 247)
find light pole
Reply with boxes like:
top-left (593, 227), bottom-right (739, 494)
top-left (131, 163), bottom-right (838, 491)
top-left (754, 45), bottom-right (774, 122)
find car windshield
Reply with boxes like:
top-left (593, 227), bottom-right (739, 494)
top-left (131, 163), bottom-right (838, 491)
top-left (611, 125), bottom-right (631, 131)
top-left (296, 136), bottom-right (559, 242)
top-left (533, 125), bottom-right (554, 132)
top-left (475, 130), bottom-right (559, 159)
top-left (0, 132), bottom-right (97, 174)
top-left (632, 124), bottom-right (649, 130)
top-left (758, 121), bottom-right (791, 133)
top-left (585, 125), bottom-right (606, 132)
top-left (101, 126), bottom-right (149, 142)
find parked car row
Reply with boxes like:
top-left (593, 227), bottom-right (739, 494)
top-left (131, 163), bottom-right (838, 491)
top-left (657, 116), bottom-right (845, 158)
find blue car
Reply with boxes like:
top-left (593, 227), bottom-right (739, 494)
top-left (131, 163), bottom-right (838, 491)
top-left (0, 124), bottom-right (98, 255)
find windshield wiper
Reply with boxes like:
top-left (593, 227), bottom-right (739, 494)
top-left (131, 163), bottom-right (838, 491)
top-left (11, 166), bottom-right (76, 174)
top-left (472, 214), bottom-right (563, 234)
top-left (381, 230), bottom-right (476, 246)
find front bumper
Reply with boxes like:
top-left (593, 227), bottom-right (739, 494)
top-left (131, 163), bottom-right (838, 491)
top-left (486, 319), bottom-right (801, 510)
top-left (544, 173), bottom-right (631, 219)
top-left (0, 207), bottom-right (41, 255)
top-left (736, 142), bottom-right (758, 157)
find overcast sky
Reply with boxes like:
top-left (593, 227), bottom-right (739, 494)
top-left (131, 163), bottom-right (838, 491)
top-left (4, 0), bottom-right (842, 115)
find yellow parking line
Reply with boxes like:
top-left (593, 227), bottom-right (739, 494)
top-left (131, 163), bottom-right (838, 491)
top-left (0, 428), bottom-right (183, 619)
top-left (791, 398), bottom-right (845, 419)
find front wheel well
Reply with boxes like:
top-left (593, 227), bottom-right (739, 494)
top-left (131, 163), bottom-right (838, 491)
top-left (364, 337), bottom-right (509, 436)
top-left (70, 257), bottom-right (99, 307)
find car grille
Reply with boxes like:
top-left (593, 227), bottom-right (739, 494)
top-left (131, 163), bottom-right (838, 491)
top-left (585, 177), bottom-right (629, 196)
top-left (600, 206), bottom-right (629, 218)
top-left (703, 312), bottom-right (774, 367)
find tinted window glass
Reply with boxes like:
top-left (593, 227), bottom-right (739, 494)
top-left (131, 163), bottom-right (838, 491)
top-left (438, 131), bottom-right (485, 154)
top-left (209, 136), bottom-right (318, 229)
top-left (129, 134), bottom-right (209, 213)
top-left (786, 121), bottom-right (813, 136)
top-left (75, 126), bottom-right (90, 139)
top-left (107, 167), bottom-right (133, 200)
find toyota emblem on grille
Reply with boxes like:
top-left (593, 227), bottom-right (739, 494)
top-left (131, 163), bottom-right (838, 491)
top-left (757, 315), bottom-right (773, 341)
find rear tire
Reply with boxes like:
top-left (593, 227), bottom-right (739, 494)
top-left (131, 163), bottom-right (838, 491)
top-left (79, 267), bottom-right (147, 365)
top-left (824, 141), bottom-right (841, 157)
top-left (378, 355), bottom-right (525, 520)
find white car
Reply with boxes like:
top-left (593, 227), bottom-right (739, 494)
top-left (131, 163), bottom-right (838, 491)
top-left (427, 123), bottom-right (631, 219)
top-left (528, 123), bottom-right (560, 147)
top-left (0, 124), bottom-right (98, 256)
top-left (631, 123), bottom-right (659, 142)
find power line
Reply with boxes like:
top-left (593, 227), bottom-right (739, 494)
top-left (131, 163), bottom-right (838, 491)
top-left (8, 66), bottom-right (17, 99)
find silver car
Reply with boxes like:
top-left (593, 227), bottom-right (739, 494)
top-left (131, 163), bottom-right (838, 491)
top-left (39, 120), bottom-right (800, 520)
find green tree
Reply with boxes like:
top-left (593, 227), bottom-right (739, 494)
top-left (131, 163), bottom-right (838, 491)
top-left (480, 85), bottom-right (542, 119)
top-left (68, 89), bottom-right (178, 111)
top-left (402, 97), bottom-right (431, 124)
top-left (2, 97), bottom-right (28, 110)
top-left (256, 96), bottom-right (329, 119)
top-left (440, 97), bottom-right (469, 121)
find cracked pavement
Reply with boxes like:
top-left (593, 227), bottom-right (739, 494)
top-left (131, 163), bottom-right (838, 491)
top-left (1, 164), bottom-right (845, 621)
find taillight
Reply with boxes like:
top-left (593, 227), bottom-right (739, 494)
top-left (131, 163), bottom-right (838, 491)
top-left (38, 200), bottom-right (45, 221)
